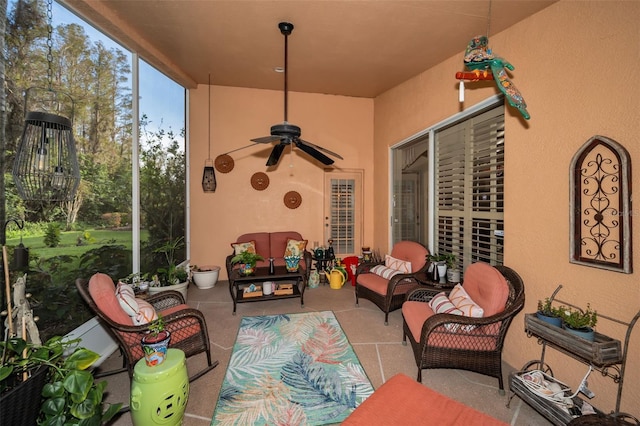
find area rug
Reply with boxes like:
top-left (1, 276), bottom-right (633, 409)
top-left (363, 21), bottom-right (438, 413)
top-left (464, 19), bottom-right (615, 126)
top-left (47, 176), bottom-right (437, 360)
top-left (211, 311), bottom-right (374, 425)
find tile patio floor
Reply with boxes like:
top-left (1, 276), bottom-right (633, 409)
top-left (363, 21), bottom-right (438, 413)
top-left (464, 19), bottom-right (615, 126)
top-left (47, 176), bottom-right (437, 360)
top-left (98, 280), bottom-right (552, 425)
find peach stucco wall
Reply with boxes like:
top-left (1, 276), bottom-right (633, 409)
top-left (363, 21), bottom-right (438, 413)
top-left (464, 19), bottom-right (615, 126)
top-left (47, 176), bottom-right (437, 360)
top-left (373, 0), bottom-right (639, 415)
top-left (188, 86), bottom-right (373, 279)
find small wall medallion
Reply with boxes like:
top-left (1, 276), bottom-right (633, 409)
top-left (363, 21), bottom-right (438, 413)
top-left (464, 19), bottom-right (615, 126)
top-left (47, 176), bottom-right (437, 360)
top-left (214, 154), bottom-right (234, 173)
top-left (284, 191), bottom-right (302, 209)
top-left (251, 172), bottom-right (270, 191)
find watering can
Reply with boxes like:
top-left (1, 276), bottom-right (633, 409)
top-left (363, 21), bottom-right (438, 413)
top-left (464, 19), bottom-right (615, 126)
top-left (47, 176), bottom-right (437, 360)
top-left (325, 268), bottom-right (346, 289)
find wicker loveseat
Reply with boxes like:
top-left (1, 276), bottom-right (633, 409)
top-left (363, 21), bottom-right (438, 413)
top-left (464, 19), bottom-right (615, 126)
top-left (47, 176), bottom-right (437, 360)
top-left (401, 263), bottom-right (524, 393)
top-left (225, 231), bottom-right (312, 282)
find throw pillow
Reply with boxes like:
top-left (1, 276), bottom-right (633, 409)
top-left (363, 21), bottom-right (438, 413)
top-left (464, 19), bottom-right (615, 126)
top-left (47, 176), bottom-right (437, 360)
top-left (449, 284), bottom-right (484, 317)
top-left (370, 264), bottom-right (403, 280)
top-left (115, 283), bottom-right (138, 316)
top-left (428, 292), bottom-right (464, 315)
top-left (284, 238), bottom-right (308, 257)
top-left (133, 299), bottom-right (158, 325)
top-left (385, 254), bottom-right (412, 273)
top-left (231, 240), bottom-right (256, 255)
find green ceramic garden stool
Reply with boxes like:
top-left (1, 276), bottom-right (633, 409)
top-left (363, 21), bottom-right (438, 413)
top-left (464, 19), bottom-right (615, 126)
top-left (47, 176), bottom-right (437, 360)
top-left (131, 348), bottom-right (189, 425)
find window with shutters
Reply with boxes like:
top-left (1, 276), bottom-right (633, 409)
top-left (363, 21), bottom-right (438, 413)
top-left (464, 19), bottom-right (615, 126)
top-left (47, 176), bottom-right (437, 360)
top-left (435, 107), bottom-right (504, 270)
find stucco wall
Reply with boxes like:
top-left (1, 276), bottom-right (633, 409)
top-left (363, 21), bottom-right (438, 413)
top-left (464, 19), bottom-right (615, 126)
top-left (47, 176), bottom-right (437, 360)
top-left (373, 0), bottom-right (640, 416)
top-left (188, 85), bottom-right (374, 280)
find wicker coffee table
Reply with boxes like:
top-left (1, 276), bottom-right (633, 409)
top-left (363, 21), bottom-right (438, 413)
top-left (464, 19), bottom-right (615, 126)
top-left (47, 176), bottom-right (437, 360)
top-left (229, 266), bottom-right (305, 314)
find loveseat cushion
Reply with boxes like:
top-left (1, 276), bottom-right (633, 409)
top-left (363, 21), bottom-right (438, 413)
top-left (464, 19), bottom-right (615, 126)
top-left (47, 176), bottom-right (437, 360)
top-left (89, 273), bottom-right (132, 325)
top-left (235, 232), bottom-right (270, 259)
top-left (270, 231), bottom-right (303, 259)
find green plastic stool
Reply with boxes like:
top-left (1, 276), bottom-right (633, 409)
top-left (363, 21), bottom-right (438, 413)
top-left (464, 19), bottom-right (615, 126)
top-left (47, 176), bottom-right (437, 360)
top-left (131, 348), bottom-right (189, 425)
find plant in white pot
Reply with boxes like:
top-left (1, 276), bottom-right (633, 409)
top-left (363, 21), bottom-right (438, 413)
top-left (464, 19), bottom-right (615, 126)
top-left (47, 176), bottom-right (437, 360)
top-left (148, 237), bottom-right (190, 299)
top-left (190, 265), bottom-right (220, 289)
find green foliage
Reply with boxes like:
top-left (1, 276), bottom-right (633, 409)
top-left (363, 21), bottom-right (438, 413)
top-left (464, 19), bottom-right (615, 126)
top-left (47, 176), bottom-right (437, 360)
top-left (230, 251), bottom-right (264, 267)
top-left (0, 336), bottom-right (121, 425)
top-left (151, 237), bottom-right (189, 286)
top-left (146, 315), bottom-right (165, 337)
top-left (537, 298), bottom-right (563, 317)
top-left (43, 223), bottom-right (62, 248)
top-left (560, 304), bottom-right (598, 329)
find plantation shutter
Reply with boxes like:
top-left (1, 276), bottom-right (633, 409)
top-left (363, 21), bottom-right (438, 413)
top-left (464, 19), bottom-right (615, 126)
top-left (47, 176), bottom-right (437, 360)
top-left (435, 107), bottom-right (504, 270)
top-left (324, 171), bottom-right (363, 256)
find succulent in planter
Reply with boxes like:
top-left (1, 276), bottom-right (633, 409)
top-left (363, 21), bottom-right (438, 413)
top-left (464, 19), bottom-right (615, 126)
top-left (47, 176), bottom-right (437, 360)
top-left (0, 336), bottom-right (121, 425)
top-left (560, 304), bottom-right (598, 330)
top-left (536, 298), bottom-right (564, 327)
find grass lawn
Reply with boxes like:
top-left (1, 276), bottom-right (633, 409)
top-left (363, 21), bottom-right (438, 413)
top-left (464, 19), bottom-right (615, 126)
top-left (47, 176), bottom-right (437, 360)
top-left (6, 229), bottom-right (148, 259)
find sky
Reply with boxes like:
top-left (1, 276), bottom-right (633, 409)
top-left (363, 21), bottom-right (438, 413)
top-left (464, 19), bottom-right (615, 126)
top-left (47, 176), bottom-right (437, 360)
top-left (12, 0), bottom-right (186, 143)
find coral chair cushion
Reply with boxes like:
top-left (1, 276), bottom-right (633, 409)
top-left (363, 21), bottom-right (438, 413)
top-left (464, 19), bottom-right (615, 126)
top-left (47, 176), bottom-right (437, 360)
top-left (402, 300), bottom-right (435, 340)
top-left (389, 241), bottom-right (428, 272)
top-left (89, 273), bottom-right (132, 325)
top-left (461, 263), bottom-right (509, 317)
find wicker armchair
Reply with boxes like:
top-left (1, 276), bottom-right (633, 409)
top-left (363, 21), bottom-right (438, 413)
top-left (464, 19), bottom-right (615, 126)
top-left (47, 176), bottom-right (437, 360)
top-left (76, 274), bottom-right (218, 382)
top-left (401, 264), bottom-right (524, 394)
top-left (355, 241), bottom-right (429, 325)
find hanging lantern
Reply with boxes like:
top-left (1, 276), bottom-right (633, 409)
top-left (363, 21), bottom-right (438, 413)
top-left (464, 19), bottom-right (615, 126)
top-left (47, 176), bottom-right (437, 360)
top-left (11, 0), bottom-right (81, 202)
top-left (12, 111), bottom-right (80, 201)
top-left (202, 73), bottom-right (217, 192)
top-left (202, 159), bottom-right (216, 192)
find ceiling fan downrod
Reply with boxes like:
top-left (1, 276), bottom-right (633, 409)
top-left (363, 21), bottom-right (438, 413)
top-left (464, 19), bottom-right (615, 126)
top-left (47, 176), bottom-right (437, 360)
top-left (279, 22), bottom-right (293, 123)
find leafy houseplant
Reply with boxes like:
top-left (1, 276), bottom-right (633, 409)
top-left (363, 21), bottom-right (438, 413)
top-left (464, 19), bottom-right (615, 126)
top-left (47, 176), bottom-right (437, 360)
top-left (0, 336), bottom-right (121, 425)
top-left (152, 237), bottom-right (189, 287)
top-left (230, 251), bottom-right (264, 276)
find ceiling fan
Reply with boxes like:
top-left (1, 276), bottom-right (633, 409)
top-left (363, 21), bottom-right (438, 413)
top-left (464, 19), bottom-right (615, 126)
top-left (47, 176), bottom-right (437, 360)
top-left (250, 22), bottom-right (343, 167)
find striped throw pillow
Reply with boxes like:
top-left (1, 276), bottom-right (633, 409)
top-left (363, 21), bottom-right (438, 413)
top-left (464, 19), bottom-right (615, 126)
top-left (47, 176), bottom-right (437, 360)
top-left (370, 265), bottom-right (403, 280)
top-left (385, 254), bottom-right (412, 273)
top-left (449, 284), bottom-right (484, 317)
top-left (428, 292), bottom-right (464, 315)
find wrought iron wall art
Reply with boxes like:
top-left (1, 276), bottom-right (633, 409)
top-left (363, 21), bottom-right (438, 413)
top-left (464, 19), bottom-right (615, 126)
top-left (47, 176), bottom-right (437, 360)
top-left (569, 135), bottom-right (632, 273)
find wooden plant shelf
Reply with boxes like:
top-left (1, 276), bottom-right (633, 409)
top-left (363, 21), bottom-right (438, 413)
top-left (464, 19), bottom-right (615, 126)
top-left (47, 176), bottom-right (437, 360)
top-left (524, 314), bottom-right (622, 365)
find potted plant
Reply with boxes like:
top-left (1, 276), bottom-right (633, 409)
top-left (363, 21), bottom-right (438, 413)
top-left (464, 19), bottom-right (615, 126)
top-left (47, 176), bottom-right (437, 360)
top-left (0, 336), bottom-right (121, 425)
top-left (148, 237), bottom-right (190, 299)
top-left (230, 251), bottom-right (264, 276)
top-left (427, 254), bottom-right (448, 284)
top-left (560, 304), bottom-right (598, 341)
top-left (536, 298), bottom-right (563, 327)
top-left (190, 264), bottom-right (220, 289)
top-left (140, 315), bottom-right (171, 367)
top-left (444, 253), bottom-right (461, 283)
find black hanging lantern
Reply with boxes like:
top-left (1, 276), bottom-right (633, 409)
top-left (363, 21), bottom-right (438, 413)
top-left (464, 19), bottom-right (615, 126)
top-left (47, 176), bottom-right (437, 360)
top-left (202, 73), bottom-right (217, 192)
top-left (13, 111), bottom-right (80, 201)
top-left (11, 0), bottom-right (80, 202)
top-left (202, 159), bottom-right (216, 192)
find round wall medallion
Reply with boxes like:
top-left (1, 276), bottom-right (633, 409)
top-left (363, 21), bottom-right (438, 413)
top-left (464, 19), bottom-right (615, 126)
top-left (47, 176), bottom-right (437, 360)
top-left (214, 154), bottom-right (234, 173)
top-left (284, 191), bottom-right (302, 209)
top-left (251, 172), bottom-right (270, 191)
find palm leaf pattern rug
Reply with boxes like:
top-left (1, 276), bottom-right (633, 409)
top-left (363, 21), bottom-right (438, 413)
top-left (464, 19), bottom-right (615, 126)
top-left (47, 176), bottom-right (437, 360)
top-left (211, 311), bottom-right (374, 425)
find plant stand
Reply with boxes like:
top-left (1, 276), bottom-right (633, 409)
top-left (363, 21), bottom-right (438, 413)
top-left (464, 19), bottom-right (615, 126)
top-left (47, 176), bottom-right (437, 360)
top-left (507, 285), bottom-right (640, 425)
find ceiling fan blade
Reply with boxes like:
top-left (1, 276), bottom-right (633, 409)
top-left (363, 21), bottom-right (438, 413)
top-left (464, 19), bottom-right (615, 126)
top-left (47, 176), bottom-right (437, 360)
top-left (294, 139), bottom-right (334, 165)
top-left (266, 144), bottom-right (286, 166)
top-left (298, 138), bottom-right (344, 160)
top-left (251, 135), bottom-right (282, 144)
